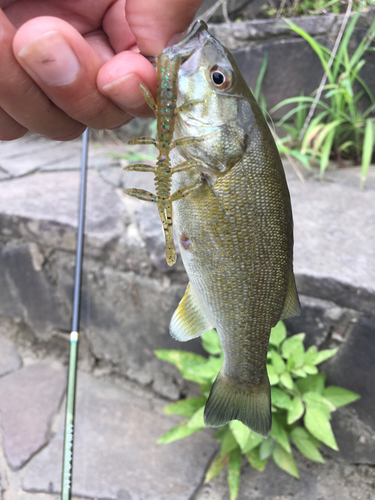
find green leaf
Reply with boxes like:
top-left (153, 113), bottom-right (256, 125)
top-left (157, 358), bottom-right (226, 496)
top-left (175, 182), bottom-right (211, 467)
top-left (204, 453), bottom-right (229, 483)
top-left (287, 396), bottom-right (305, 425)
top-left (304, 346), bottom-right (318, 365)
top-left (242, 431), bottom-right (264, 453)
top-left (281, 333), bottom-right (306, 359)
top-left (271, 350), bottom-right (286, 374)
top-left (214, 425), bottom-right (229, 441)
top-left (269, 322), bottom-right (287, 347)
top-left (254, 53), bottom-right (268, 101)
top-left (230, 421), bottom-right (251, 452)
top-left (259, 436), bottom-right (276, 460)
top-left (267, 364), bottom-right (279, 385)
top-left (272, 443), bottom-right (299, 478)
top-left (271, 387), bottom-right (292, 410)
top-left (313, 120), bottom-right (344, 154)
top-left (303, 364), bottom-right (319, 375)
top-left (290, 343), bottom-right (305, 370)
top-left (290, 368), bottom-right (307, 378)
top-left (184, 356), bottom-right (222, 383)
top-left (187, 406), bottom-right (206, 429)
top-left (287, 149), bottom-right (312, 170)
top-left (163, 397), bottom-right (206, 417)
top-left (319, 128), bottom-right (335, 177)
top-left (291, 427), bottom-right (325, 463)
top-left (270, 414), bottom-right (291, 453)
top-left (313, 348), bottom-right (339, 365)
top-left (362, 118), bottom-right (374, 187)
top-left (157, 420), bottom-right (201, 444)
top-left (221, 430), bottom-right (240, 456)
top-left (323, 386), bottom-right (360, 408)
top-left (228, 448), bottom-right (242, 500)
top-left (199, 382), bottom-right (212, 398)
top-left (202, 329), bottom-right (222, 355)
top-left (284, 19), bottom-right (332, 81)
top-left (301, 113), bottom-right (329, 152)
top-left (303, 391), bottom-right (336, 414)
top-left (304, 407), bottom-right (338, 450)
top-left (280, 371), bottom-right (294, 390)
top-left (296, 373), bottom-right (326, 395)
top-left (154, 350), bottom-right (206, 375)
top-left (260, 94), bottom-right (268, 118)
top-left (246, 446), bottom-right (268, 471)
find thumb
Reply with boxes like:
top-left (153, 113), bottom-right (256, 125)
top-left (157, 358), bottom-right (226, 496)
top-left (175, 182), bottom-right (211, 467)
top-left (126, 0), bottom-right (205, 56)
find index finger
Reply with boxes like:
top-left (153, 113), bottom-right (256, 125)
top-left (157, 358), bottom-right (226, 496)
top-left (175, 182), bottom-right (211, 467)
top-left (126, 0), bottom-right (205, 56)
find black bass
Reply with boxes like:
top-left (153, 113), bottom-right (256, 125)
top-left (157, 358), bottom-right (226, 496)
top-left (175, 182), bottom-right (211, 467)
top-left (164, 21), bottom-right (301, 438)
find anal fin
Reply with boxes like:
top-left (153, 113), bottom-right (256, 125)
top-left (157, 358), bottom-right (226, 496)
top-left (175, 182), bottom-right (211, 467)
top-left (280, 270), bottom-right (301, 320)
top-left (170, 283), bottom-right (214, 342)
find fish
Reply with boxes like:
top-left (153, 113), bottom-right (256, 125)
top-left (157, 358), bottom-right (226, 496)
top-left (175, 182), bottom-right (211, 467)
top-left (162, 20), bottom-right (301, 437)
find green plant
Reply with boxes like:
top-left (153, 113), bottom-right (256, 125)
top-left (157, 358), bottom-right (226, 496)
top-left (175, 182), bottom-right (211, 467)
top-left (155, 322), bottom-right (360, 500)
top-left (254, 53), bottom-right (268, 119)
top-left (265, 0), bottom-right (373, 18)
top-left (272, 8), bottom-right (375, 186)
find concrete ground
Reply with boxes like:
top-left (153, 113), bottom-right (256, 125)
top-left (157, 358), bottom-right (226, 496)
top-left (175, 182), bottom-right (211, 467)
top-left (0, 129), bottom-right (374, 500)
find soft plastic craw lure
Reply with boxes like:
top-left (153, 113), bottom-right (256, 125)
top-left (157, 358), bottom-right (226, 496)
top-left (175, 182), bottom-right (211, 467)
top-left (124, 53), bottom-right (203, 266)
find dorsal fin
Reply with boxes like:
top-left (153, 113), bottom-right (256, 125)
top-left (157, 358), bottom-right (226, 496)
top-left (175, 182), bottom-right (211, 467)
top-left (170, 283), bottom-right (214, 342)
top-left (280, 271), bottom-right (301, 320)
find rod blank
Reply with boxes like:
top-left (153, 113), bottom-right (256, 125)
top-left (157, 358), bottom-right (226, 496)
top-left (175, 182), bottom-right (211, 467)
top-left (61, 127), bottom-right (89, 500)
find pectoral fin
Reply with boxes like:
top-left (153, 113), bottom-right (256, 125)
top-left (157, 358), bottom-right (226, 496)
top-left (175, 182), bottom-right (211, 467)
top-left (280, 271), bottom-right (301, 320)
top-left (170, 283), bottom-right (214, 342)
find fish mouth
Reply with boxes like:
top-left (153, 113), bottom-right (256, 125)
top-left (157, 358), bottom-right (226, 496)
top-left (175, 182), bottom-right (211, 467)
top-left (165, 20), bottom-right (211, 74)
top-left (145, 20), bottom-right (209, 67)
top-left (166, 20), bottom-right (209, 57)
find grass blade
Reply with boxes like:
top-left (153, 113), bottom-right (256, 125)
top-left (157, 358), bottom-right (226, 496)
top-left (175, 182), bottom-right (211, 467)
top-left (361, 118), bottom-right (374, 187)
top-left (254, 54), bottom-right (268, 102)
top-left (284, 19), bottom-right (332, 80)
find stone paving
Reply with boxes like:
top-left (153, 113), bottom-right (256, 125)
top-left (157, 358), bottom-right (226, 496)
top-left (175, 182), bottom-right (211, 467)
top-left (0, 129), bottom-right (374, 500)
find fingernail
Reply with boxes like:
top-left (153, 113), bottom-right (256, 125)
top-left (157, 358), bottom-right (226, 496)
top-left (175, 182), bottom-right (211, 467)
top-left (166, 30), bottom-right (188, 48)
top-left (18, 31), bottom-right (80, 86)
top-left (101, 73), bottom-right (147, 110)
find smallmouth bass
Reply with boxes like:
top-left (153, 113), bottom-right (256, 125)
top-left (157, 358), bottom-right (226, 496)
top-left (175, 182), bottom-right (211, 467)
top-left (128, 21), bottom-right (300, 438)
top-left (166, 21), bottom-right (300, 438)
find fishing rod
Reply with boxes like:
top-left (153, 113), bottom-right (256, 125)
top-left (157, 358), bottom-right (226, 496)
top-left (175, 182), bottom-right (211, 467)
top-left (61, 127), bottom-right (89, 500)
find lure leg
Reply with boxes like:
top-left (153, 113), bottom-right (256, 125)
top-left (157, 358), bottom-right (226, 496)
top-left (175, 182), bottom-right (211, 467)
top-left (128, 137), bottom-right (158, 147)
top-left (124, 188), bottom-right (158, 202)
top-left (139, 83), bottom-right (157, 115)
top-left (123, 164), bottom-right (156, 173)
top-left (170, 161), bottom-right (202, 174)
top-left (157, 200), bottom-right (177, 266)
top-left (176, 100), bottom-right (205, 114)
top-left (169, 181), bottom-right (202, 202)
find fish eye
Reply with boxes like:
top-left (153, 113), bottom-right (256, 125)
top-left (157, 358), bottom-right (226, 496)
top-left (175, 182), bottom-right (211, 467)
top-left (209, 66), bottom-right (232, 90)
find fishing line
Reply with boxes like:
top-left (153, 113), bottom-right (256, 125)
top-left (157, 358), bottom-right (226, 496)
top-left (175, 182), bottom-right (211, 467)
top-left (61, 127), bottom-right (89, 500)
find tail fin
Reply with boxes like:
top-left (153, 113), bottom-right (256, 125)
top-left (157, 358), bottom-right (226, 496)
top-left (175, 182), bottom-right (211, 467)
top-left (204, 370), bottom-right (271, 438)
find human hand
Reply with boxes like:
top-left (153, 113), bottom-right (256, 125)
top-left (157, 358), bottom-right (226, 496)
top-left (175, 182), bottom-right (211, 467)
top-left (0, 0), bottom-right (205, 141)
